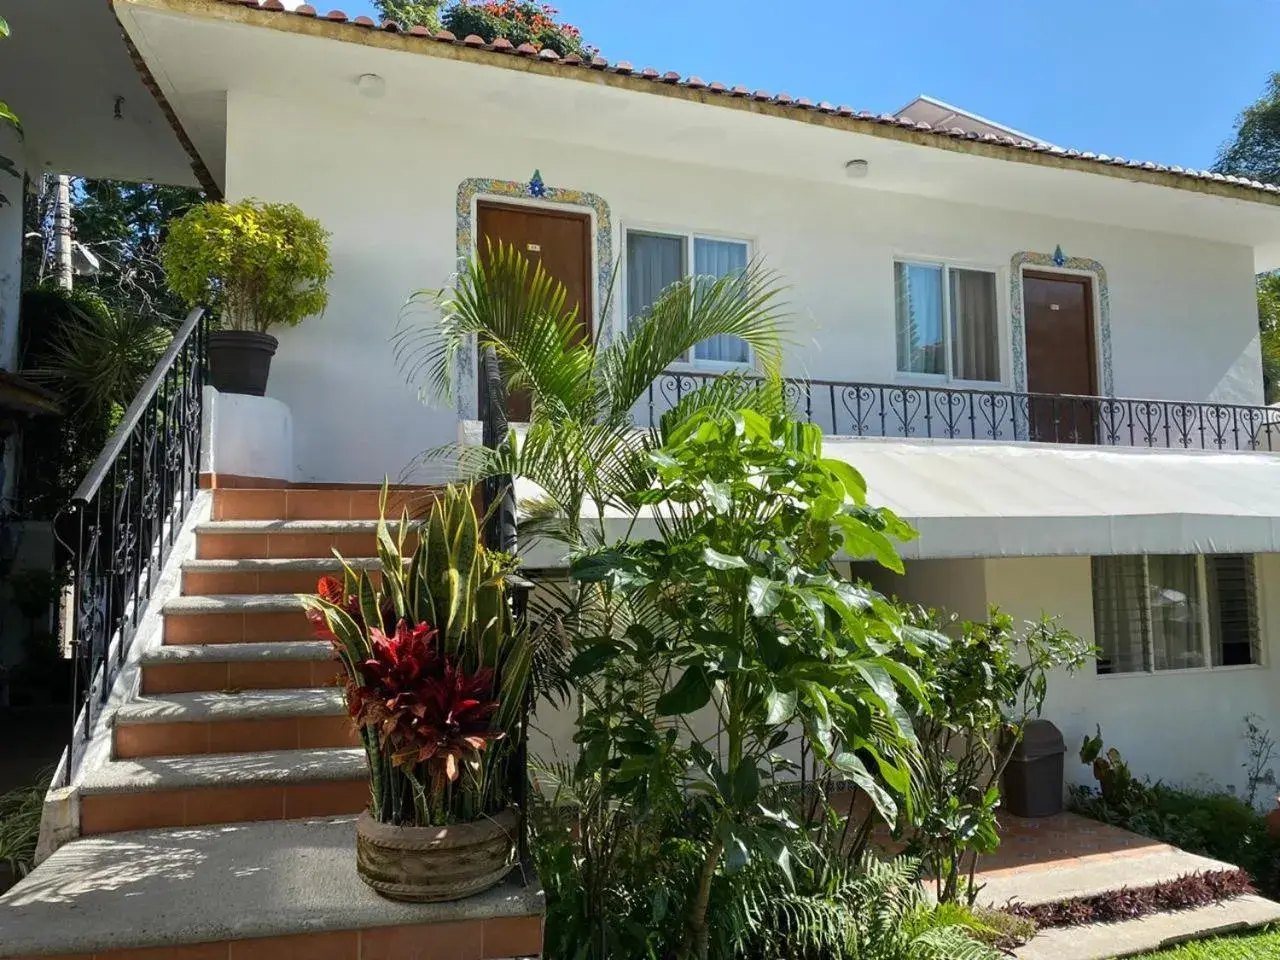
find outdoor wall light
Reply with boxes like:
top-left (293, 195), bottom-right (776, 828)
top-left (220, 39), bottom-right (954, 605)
top-left (845, 159), bottom-right (870, 179)
top-left (356, 73), bottom-right (386, 98)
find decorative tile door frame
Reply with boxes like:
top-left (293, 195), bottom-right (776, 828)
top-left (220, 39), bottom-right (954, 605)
top-left (454, 176), bottom-right (615, 420)
top-left (1010, 251), bottom-right (1114, 397)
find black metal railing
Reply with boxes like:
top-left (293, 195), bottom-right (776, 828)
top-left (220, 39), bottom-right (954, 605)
top-left (639, 373), bottom-right (1280, 453)
top-left (54, 307), bottom-right (207, 785)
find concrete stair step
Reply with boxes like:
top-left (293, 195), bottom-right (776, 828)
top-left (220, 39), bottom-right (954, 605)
top-left (79, 747), bottom-right (368, 834)
top-left (114, 688), bottom-right (355, 758)
top-left (212, 485), bottom-right (443, 521)
top-left (0, 816), bottom-right (543, 960)
top-left (1014, 894), bottom-right (1280, 960)
top-left (183, 556), bottom-right (382, 595)
top-left (140, 641), bottom-right (339, 694)
top-left (163, 593), bottom-right (310, 645)
top-left (195, 519), bottom-right (418, 561)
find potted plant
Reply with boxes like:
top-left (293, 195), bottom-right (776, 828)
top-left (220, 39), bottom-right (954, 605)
top-left (161, 199), bottom-right (331, 395)
top-left (301, 485), bottom-right (531, 902)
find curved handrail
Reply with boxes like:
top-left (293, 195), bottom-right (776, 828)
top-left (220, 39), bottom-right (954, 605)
top-left (70, 306), bottom-right (206, 505)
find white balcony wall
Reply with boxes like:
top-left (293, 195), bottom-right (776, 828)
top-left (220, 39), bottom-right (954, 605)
top-left (225, 90), bottom-right (1262, 484)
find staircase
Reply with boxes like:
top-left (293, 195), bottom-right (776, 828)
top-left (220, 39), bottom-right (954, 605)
top-left (1, 484), bottom-right (543, 960)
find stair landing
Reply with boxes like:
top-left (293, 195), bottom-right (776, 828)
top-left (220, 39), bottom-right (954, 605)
top-left (0, 816), bottom-right (543, 959)
top-left (6, 484), bottom-right (543, 959)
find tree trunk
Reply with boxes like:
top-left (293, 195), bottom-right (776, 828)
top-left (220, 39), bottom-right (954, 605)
top-left (680, 831), bottom-right (724, 960)
top-left (54, 174), bottom-right (72, 291)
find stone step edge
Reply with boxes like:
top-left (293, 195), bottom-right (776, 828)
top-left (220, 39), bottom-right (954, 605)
top-left (164, 593), bottom-right (308, 614)
top-left (80, 747), bottom-right (367, 795)
top-left (0, 816), bottom-right (543, 959)
top-left (115, 688), bottom-right (346, 726)
top-left (183, 557), bottom-right (382, 571)
top-left (1014, 894), bottom-right (1280, 960)
top-left (140, 641), bottom-right (334, 664)
top-left (197, 520), bottom-right (416, 534)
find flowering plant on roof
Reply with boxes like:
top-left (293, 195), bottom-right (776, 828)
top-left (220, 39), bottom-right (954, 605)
top-left (301, 483), bottom-right (530, 828)
top-left (443, 0), bottom-right (591, 58)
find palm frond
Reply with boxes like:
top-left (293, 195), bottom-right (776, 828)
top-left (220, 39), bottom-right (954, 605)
top-left (593, 260), bottom-right (789, 422)
top-left (396, 241), bottom-right (596, 417)
top-left (26, 296), bottom-right (171, 413)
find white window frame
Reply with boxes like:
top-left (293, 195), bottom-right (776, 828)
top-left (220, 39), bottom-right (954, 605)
top-left (892, 257), bottom-right (1006, 388)
top-left (622, 225), bottom-right (755, 372)
top-left (1094, 554), bottom-right (1265, 678)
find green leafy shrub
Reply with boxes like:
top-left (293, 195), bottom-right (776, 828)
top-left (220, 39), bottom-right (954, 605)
top-left (442, 1), bottom-right (589, 57)
top-left (893, 607), bottom-right (1091, 904)
top-left (0, 769), bottom-right (51, 879)
top-left (162, 199), bottom-right (332, 333)
top-left (1071, 733), bottom-right (1280, 898)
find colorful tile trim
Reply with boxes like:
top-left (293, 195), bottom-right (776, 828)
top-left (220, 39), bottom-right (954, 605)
top-left (1010, 251), bottom-right (1114, 400)
top-left (454, 176), bottom-right (614, 419)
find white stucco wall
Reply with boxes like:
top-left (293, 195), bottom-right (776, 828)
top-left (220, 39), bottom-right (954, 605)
top-left (222, 91), bottom-right (1264, 485)
top-left (984, 555), bottom-right (1280, 796)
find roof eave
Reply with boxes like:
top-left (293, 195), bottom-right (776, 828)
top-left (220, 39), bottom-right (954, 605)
top-left (115, 0), bottom-right (1280, 210)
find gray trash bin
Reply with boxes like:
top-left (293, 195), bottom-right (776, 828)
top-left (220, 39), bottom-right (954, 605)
top-left (1002, 719), bottom-right (1066, 818)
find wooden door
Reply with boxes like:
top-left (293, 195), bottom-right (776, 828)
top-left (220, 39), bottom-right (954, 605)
top-left (476, 202), bottom-right (592, 422)
top-left (1023, 272), bottom-right (1097, 443)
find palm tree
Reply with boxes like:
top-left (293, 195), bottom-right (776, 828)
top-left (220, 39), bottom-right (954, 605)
top-left (396, 240), bottom-right (792, 554)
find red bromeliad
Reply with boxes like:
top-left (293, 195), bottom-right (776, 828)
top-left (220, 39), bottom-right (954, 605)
top-left (333, 597), bottom-right (504, 787)
top-left (307, 574), bottom-right (396, 641)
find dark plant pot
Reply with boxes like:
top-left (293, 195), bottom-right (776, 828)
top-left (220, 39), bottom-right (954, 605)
top-left (207, 330), bottom-right (279, 396)
top-left (355, 806), bottom-right (520, 902)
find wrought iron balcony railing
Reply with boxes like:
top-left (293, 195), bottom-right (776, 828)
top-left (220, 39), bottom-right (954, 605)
top-left (640, 373), bottom-right (1280, 453)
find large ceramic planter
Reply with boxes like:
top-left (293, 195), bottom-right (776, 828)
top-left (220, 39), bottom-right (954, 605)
top-left (207, 330), bottom-right (278, 396)
top-left (355, 806), bottom-right (520, 902)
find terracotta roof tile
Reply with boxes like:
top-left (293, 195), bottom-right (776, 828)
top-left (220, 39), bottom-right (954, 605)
top-left (196, 0), bottom-right (1280, 197)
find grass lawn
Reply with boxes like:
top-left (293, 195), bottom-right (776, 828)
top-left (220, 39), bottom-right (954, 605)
top-left (1136, 927), bottom-right (1280, 958)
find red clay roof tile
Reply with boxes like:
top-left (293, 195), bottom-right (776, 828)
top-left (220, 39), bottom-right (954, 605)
top-left (196, 0), bottom-right (1280, 197)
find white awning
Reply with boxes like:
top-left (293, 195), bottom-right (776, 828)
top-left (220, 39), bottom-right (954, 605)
top-left (828, 438), bottom-right (1280, 559)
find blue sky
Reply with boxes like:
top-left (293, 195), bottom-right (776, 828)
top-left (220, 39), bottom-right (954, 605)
top-left (343, 0), bottom-right (1280, 171)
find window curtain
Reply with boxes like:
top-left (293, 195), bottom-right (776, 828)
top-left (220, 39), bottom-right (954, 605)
top-left (949, 268), bottom-right (1000, 382)
top-left (1092, 556), bottom-right (1148, 674)
top-left (1208, 554), bottom-right (1259, 667)
top-left (1148, 555), bottom-right (1204, 670)
top-left (894, 263), bottom-right (945, 375)
top-left (626, 232), bottom-right (685, 323)
top-left (693, 238), bottom-right (750, 363)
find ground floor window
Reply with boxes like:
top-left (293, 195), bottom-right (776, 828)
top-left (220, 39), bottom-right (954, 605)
top-left (1092, 554), bottom-right (1260, 674)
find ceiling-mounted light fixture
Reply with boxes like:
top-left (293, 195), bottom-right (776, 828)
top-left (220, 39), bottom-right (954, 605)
top-left (356, 73), bottom-right (386, 98)
top-left (845, 159), bottom-right (870, 179)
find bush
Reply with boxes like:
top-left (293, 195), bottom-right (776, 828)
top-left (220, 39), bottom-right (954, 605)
top-left (443, 2), bottom-right (588, 57)
top-left (1071, 732), bottom-right (1280, 898)
top-left (0, 770), bottom-right (51, 879)
top-left (161, 199), bottom-right (331, 333)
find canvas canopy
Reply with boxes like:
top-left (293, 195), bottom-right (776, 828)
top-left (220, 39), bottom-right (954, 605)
top-left (829, 438), bottom-right (1280, 559)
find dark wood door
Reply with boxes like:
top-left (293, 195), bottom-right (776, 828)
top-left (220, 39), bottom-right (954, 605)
top-left (476, 202), bottom-right (592, 422)
top-left (1023, 272), bottom-right (1097, 443)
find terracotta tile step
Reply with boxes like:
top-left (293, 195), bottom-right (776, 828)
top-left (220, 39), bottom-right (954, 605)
top-left (164, 594), bottom-right (311, 645)
top-left (0, 816), bottom-right (544, 960)
top-left (140, 641), bottom-right (340, 694)
top-left (114, 688), bottom-right (357, 758)
top-left (79, 747), bottom-right (368, 834)
top-left (213, 485), bottom-right (445, 521)
top-left (195, 520), bottom-right (419, 561)
top-left (183, 557), bottom-right (384, 595)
